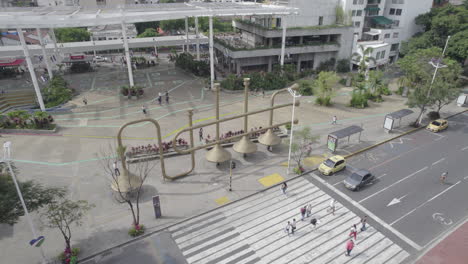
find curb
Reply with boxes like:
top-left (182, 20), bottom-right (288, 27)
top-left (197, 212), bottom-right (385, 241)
top-left (343, 109), bottom-right (468, 159)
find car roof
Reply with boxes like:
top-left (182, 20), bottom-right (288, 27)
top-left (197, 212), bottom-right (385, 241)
top-left (353, 169), bottom-right (371, 177)
top-left (329, 155), bottom-right (344, 162)
top-left (434, 119), bottom-right (447, 122)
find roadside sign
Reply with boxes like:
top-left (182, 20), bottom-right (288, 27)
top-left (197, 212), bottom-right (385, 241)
top-left (383, 116), bottom-right (394, 131)
top-left (152, 195), bottom-right (162, 219)
top-left (327, 135), bottom-right (337, 152)
top-left (457, 95), bottom-right (467, 107)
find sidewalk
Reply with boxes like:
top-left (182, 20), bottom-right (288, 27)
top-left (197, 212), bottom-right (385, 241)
top-left (416, 219), bottom-right (468, 264)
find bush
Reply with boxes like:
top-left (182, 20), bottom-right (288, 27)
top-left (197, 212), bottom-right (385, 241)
top-left (316, 58), bottom-right (336, 72)
top-left (221, 74), bottom-right (243, 90)
top-left (293, 167), bottom-right (305, 175)
top-left (1, 110), bottom-right (55, 130)
top-left (350, 92), bottom-right (369, 108)
top-left (396, 86), bottom-right (404, 95)
top-left (380, 85), bottom-right (392, 96)
top-left (285, 123), bottom-right (292, 130)
top-left (58, 247), bottom-right (80, 263)
top-left (297, 80), bottom-right (313, 96)
top-left (315, 96), bottom-right (332, 106)
top-left (70, 62), bottom-right (92, 73)
top-left (128, 224), bottom-right (145, 237)
top-left (427, 111), bottom-right (440, 120)
top-left (43, 76), bottom-right (73, 108)
top-left (175, 53), bottom-right (209, 77)
top-left (336, 59), bottom-right (350, 73)
top-left (339, 78), bottom-right (347, 86)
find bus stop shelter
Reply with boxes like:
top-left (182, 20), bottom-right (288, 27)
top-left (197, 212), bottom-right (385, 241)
top-left (327, 125), bottom-right (364, 152)
top-left (384, 109), bottom-right (414, 132)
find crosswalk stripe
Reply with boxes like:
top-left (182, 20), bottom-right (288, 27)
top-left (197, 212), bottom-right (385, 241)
top-left (383, 249), bottom-right (410, 264)
top-left (363, 244), bottom-right (403, 264)
top-left (342, 237), bottom-right (393, 264)
top-left (169, 178), bottom-right (311, 233)
top-left (175, 186), bottom-right (322, 245)
top-left (179, 190), bottom-right (329, 257)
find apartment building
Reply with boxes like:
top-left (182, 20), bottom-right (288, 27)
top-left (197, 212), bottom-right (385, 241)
top-left (341, 0), bottom-right (433, 68)
top-left (213, 0), bottom-right (354, 74)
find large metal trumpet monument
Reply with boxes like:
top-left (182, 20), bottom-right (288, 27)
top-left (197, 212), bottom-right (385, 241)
top-left (115, 79), bottom-right (299, 189)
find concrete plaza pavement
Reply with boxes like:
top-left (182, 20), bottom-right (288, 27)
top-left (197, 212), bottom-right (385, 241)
top-left (0, 60), bottom-right (466, 263)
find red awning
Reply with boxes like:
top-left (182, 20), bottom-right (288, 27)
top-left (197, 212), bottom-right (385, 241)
top-left (0, 59), bottom-right (25, 67)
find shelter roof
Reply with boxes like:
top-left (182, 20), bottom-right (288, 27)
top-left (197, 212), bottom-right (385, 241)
top-left (386, 109), bottom-right (414, 119)
top-left (329, 125), bottom-right (364, 139)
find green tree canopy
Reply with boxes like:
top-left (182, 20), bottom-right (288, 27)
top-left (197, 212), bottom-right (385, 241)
top-left (137, 28), bottom-right (159, 38)
top-left (0, 163), bottom-right (66, 225)
top-left (54, 28), bottom-right (90, 43)
top-left (134, 21), bottom-right (160, 35)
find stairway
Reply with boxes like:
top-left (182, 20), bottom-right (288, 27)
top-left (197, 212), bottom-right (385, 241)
top-left (0, 91), bottom-right (37, 113)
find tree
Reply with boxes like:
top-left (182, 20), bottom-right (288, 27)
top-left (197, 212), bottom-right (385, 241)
top-left (98, 145), bottom-right (156, 234)
top-left (446, 30), bottom-right (468, 63)
top-left (0, 163), bottom-right (66, 225)
top-left (285, 127), bottom-right (319, 173)
top-left (40, 198), bottom-right (94, 253)
top-left (352, 45), bottom-right (376, 76)
top-left (160, 19), bottom-right (186, 32)
top-left (134, 21), bottom-right (160, 35)
top-left (137, 28), bottom-right (159, 38)
top-left (54, 28), bottom-right (90, 43)
top-left (313, 71), bottom-right (339, 106)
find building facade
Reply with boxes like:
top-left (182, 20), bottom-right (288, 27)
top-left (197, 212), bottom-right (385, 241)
top-left (88, 24), bottom-right (137, 41)
top-left (214, 0), bottom-right (354, 74)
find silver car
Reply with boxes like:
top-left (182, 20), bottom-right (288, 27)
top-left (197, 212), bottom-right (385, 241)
top-left (344, 169), bottom-right (374, 191)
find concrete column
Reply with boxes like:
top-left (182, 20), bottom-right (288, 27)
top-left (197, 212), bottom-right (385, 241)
top-left (296, 55), bottom-right (301, 72)
top-left (268, 56), bottom-right (273, 72)
top-left (121, 23), bottom-right (134, 87)
top-left (17, 28), bottom-right (45, 111)
top-left (49, 28), bottom-right (61, 61)
top-left (236, 61), bottom-right (241, 75)
top-left (299, 36), bottom-right (303, 45)
top-left (280, 18), bottom-right (287, 67)
top-left (269, 38), bottom-right (273, 47)
top-left (327, 35), bottom-right (331, 43)
top-left (195, 16), bottom-right (200, 60)
top-left (228, 58), bottom-right (232, 72)
top-left (185, 16), bottom-right (189, 52)
top-left (36, 28), bottom-right (53, 79)
top-left (209, 16), bottom-right (215, 90)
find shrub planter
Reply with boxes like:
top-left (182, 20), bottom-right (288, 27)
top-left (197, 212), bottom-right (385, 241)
top-left (126, 145), bottom-right (190, 163)
top-left (0, 126), bottom-right (57, 134)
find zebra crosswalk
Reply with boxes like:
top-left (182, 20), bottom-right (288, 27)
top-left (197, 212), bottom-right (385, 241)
top-left (167, 177), bottom-right (410, 264)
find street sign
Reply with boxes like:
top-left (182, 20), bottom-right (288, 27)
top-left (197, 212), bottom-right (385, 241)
top-left (152, 195), bottom-right (162, 219)
top-left (327, 135), bottom-right (337, 152)
top-left (383, 116), bottom-right (394, 131)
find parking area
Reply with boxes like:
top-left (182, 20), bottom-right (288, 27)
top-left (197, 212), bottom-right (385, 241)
top-left (317, 112), bottom-right (468, 249)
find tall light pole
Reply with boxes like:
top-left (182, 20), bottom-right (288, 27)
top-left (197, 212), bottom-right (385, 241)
top-left (287, 88), bottom-right (301, 174)
top-left (3, 142), bottom-right (47, 264)
top-left (417, 35), bottom-right (450, 126)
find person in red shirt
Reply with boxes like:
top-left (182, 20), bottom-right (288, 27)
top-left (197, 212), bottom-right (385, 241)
top-left (346, 239), bottom-right (355, 256)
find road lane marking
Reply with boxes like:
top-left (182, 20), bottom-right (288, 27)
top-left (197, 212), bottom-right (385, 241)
top-left (432, 158), bottom-right (445, 166)
top-left (388, 137), bottom-right (412, 149)
top-left (464, 176), bottom-right (468, 180)
top-left (310, 173), bottom-right (423, 251)
top-left (390, 181), bottom-right (461, 226)
top-left (377, 173), bottom-right (387, 179)
top-left (359, 167), bottom-right (428, 204)
top-left (462, 146), bottom-right (468, 151)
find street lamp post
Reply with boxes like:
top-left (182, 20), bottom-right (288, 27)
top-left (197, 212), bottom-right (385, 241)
top-left (3, 142), bottom-right (47, 264)
top-left (417, 35), bottom-right (450, 126)
top-left (287, 88), bottom-right (301, 174)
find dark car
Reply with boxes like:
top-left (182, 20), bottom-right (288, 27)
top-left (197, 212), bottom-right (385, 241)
top-left (343, 170), bottom-right (374, 191)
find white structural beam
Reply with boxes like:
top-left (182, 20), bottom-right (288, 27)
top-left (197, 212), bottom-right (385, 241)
top-left (121, 23), bottom-right (134, 87)
top-left (0, 3), bottom-right (298, 28)
top-left (195, 16), bottom-right (200, 60)
top-left (36, 28), bottom-right (54, 79)
top-left (17, 28), bottom-right (45, 111)
top-left (49, 28), bottom-right (61, 62)
top-left (209, 16), bottom-right (215, 91)
top-left (280, 18), bottom-right (287, 67)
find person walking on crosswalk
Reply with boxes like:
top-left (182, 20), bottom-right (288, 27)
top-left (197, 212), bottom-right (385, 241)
top-left (306, 204), bottom-right (312, 217)
top-left (291, 219), bottom-right (297, 235)
top-left (350, 224), bottom-right (357, 240)
top-left (300, 206), bottom-right (307, 221)
top-left (345, 239), bottom-right (355, 256)
top-left (329, 199), bottom-right (336, 215)
top-left (285, 221), bottom-right (292, 235)
top-left (360, 216), bottom-right (368, 231)
top-left (310, 217), bottom-right (318, 229)
top-left (281, 182), bottom-right (288, 195)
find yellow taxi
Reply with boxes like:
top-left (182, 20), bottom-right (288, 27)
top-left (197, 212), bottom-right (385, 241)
top-left (427, 119), bottom-right (448, 132)
top-left (318, 155), bottom-right (346, 176)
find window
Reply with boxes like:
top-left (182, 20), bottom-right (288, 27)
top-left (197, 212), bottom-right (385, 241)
top-left (356, 10), bottom-right (362, 16)
top-left (352, 10), bottom-right (356, 16)
top-left (381, 50), bottom-right (386, 59)
top-left (368, 9), bottom-right (379, 16)
top-left (392, 0), bottom-right (397, 3)
top-left (393, 32), bottom-right (399, 38)
top-left (389, 8), bottom-right (395, 15)
top-left (277, 18), bottom-right (282, 28)
top-left (358, 0), bottom-right (364, 4)
top-left (396, 9), bottom-right (402, 15)
top-left (391, 43), bottom-right (399, 51)
top-left (393, 20), bottom-right (400, 26)
top-left (384, 33), bottom-right (390, 38)
top-left (96, 0), bottom-right (106, 5)
top-left (353, 0), bottom-right (357, 4)
top-left (376, 51), bottom-right (381, 59)
top-left (318, 16), bottom-right (323, 26)
top-left (399, 0), bottom-right (404, 3)
top-left (354, 21), bottom-right (361, 28)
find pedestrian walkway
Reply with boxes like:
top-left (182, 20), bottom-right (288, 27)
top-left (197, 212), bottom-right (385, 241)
top-left (167, 177), bottom-right (409, 264)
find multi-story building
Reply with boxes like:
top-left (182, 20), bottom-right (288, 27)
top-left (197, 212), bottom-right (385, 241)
top-left (88, 24), bottom-right (138, 41)
top-left (214, 0), bottom-right (354, 74)
top-left (341, 0), bottom-right (433, 68)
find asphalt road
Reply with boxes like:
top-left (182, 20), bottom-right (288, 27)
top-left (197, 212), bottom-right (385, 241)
top-left (318, 112), bottom-right (468, 251)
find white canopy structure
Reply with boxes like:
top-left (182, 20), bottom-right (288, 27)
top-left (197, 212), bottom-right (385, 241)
top-left (0, 2), bottom-right (298, 111)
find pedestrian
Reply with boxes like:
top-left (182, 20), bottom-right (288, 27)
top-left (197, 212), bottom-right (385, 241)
top-left (360, 216), bottom-right (368, 231)
top-left (199, 128), bottom-right (204, 142)
top-left (83, 97), bottom-right (88, 106)
top-left (262, 89), bottom-right (265, 98)
top-left (345, 239), bottom-right (354, 256)
top-left (165, 90), bottom-right (169, 104)
top-left (440, 171), bottom-right (447, 183)
top-left (350, 225), bottom-right (357, 240)
top-left (285, 221), bottom-right (291, 235)
top-left (329, 199), bottom-right (336, 215)
top-left (113, 161), bottom-right (120, 176)
top-left (310, 217), bottom-right (318, 229)
top-left (300, 206), bottom-right (306, 221)
top-left (306, 204), bottom-right (312, 217)
top-left (141, 105), bottom-right (147, 115)
top-left (291, 219), bottom-right (296, 234)
top-left (332, 115), bottom-right (337, 125)
top-left (158, 92), bottom-right (162, 105)
top-left (281, 182), bottom-right (288, 195)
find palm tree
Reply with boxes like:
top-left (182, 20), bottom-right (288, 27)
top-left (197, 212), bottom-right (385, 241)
top-left (352, 45), bottom-right (376, 78)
